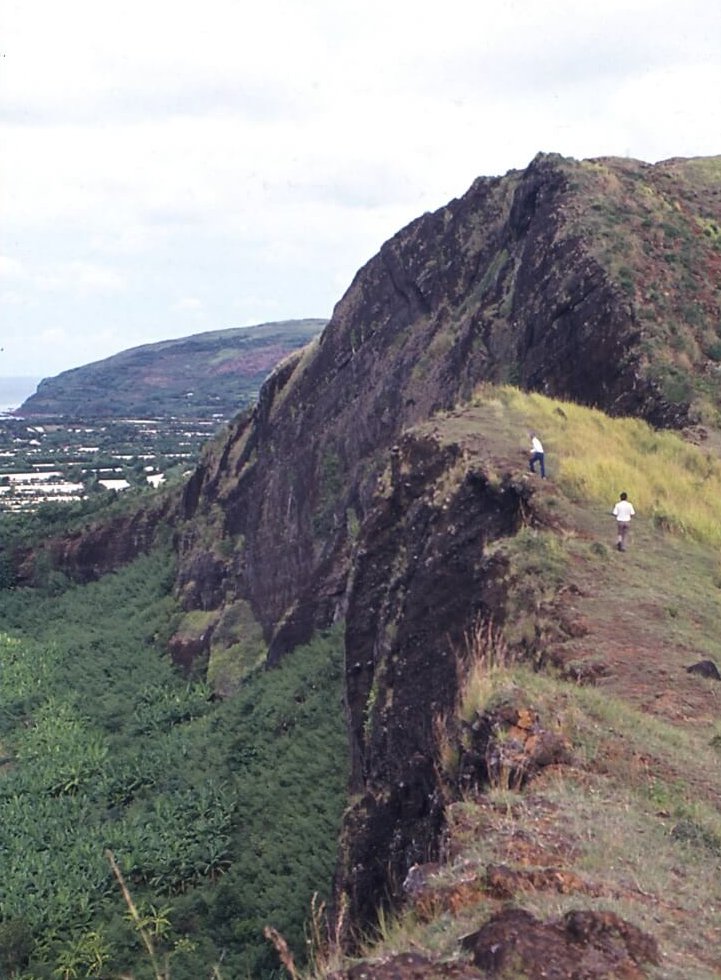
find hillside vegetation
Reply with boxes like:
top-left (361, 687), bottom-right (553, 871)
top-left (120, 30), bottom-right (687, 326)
top-left (5, 152), bottom-right (721, 979)
top-left (17, 320), bottom-right (326, 419)
top-left (4, 388), bottom-right (721, 978)
top-left (0, 549), bottom-right (347, 978)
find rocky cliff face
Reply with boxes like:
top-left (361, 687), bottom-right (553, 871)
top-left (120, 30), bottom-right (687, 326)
top-left (337, 431), bottom-right (533, 930)
top-left (168, 151), bottom-right (721, 934)
top-left (175, 152), bottom-right (721, 662)
top-left (13, 497), bottom-right (173, 588)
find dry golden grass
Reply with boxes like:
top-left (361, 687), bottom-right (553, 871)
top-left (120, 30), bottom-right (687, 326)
top-left (473, 385), bottom-right (721, 545)
top-left (456, 618), bottom-right (515, 724)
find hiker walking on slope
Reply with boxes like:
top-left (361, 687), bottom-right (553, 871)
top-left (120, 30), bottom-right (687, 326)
top-left (528, 432), bottom-right (545, 478)
top-left (612, 491), bottom-right (635, 552)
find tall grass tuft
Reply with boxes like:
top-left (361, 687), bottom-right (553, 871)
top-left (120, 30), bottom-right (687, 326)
top-left (457, 618), bottom-right (514, 724)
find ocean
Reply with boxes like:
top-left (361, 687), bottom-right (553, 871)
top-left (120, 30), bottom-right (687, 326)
top-left (0, 377), bottom-right (42, 414)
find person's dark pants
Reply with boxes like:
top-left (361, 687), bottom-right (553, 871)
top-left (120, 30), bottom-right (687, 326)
top-left (529, 452), bottom-right (545, 477)
top-left (617, 521), bottom-right (630, 551)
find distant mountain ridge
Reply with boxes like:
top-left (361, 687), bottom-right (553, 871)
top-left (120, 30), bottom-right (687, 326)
top-left (16, 319), bottom-right (326, 419)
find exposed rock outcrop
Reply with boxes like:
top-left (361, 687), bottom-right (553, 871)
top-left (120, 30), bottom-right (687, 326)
top-left (14, 497), bottom-right (172, 586)
top-left (161, 154), bottom-right (721, 937)
top-left (336, 433), bottom-right (529, 931)
top-left (461, 906), bottom-right (660, 978)
top-left (175, 153), bottom-right (721, 676)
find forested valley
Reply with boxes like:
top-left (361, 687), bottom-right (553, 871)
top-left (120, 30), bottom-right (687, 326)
top-left (0, 542), bottom-right (348, 978)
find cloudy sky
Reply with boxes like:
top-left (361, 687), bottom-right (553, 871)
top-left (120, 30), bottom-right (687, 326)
top-left (2, 0), bottom-right (720, 381)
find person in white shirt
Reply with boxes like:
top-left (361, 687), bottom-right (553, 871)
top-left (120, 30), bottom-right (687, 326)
top-left (612, 492), bottom-right (635, 551)
top-left (529, 432), bottom-right (545, 478)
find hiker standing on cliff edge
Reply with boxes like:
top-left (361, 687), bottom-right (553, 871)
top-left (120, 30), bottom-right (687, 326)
top-left (528, 432), bottom-right (545, 478)
top-left (612, 491), bottom-right (635, 551)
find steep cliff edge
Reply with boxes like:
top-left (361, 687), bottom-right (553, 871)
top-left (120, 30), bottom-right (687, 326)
top-left (322, 391), bottom-right (721, 977)
top-left (337, 430), bottom-right (535, 931)
top-left (174, 152), bottom-right (721, 673)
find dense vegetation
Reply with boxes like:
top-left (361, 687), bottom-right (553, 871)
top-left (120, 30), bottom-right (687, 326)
top-left (0, 547), bottom-right (348, 978)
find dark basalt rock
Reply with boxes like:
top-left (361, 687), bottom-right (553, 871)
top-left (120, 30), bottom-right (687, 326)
top-left (456, 700), bottom-right (574, 794)
top-left (461, 906), bottom-right (660, 978)
top-left (335, 436), bottom-right (528, 935)
top-left (14, 497), bottom-right (172, 587)
top-left (685, 659), bottom-right (721, 680)
top-left (172, 153), bottom-right (720, 680)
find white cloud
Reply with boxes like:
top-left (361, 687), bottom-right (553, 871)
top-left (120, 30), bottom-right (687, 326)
top-left (172, 297), bottom-right (204, 313)
top-left (65, 263), bottom-right (126, 295)
top-left (609, 64), bottom-right (721, 161)
top-left (17, 260), bottom-right (125, 296)
top-left (0, 255), bottom-right (27, 280)
top-left (1, 0), bottom-right (721, 376)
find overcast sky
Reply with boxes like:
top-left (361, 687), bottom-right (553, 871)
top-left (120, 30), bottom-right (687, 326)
top-left (2, 0), bottom-right (720, 380)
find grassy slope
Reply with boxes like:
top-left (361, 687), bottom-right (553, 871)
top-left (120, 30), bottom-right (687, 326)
top-left (316, 387), bottom-right (721, 979)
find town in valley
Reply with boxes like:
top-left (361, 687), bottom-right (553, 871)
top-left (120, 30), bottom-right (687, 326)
top-left (0, 411), bottom-right (220, 511)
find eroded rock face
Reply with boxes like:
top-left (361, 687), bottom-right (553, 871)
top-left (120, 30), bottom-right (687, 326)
top-left (461, 906), bottom-right (659, 978)
top-left (336, 434), bottom-right (530, 935)
top-left (18, 155), bottom-right (721, 629)
top-left (326, 906), bottom-right (659, 978)
top-left (457, 700), bottom-right (574, 793)
top-left (172, 153), bottom-right (717, 671)
top-left (13, 153), bottom-right (721, 954)
top-left (14, 499), bottom-right (171, 586)
top-left (27, 153), bottom-right (708, 664)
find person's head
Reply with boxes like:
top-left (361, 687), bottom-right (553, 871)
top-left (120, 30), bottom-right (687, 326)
top-left (619, 492), bottom-right (627, 501)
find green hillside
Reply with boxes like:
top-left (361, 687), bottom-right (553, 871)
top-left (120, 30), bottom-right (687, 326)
top-left (17, 320), bottom-right (326, 420)
top-left (0, 548), bottom-right (347, 978)
top-left (3, 388), bottom-right (721, 977)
